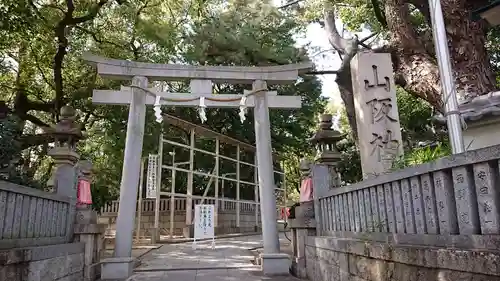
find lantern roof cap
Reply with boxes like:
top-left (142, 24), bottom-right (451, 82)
top-left (310, 114), bottom-right (344, 144)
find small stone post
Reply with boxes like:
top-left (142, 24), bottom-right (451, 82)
top-left (73, 160), bottom-right (106, 281)
top-left (289, 159), bottom-right (316, 278)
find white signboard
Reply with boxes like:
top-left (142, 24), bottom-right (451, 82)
top-left (146, 154), bottom-right (159, 199)
top-left (194, 204), bottom-right (215, 239)
top-left (193, 204), bottom-right (215, 249)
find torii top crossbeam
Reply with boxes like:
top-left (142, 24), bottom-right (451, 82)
top-left (83, 53), bottom-right (313, 84)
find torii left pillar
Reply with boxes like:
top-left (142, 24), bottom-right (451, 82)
top-left (100, 76), bottom-right (148, 280)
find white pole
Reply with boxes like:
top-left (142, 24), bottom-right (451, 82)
top-left (114, 76), bottom-right (148, 258)
top-left (214, 137), bottom-right (220, 227)
top-left (185, 129), bottom-right (195, 233)
top-left (254, 156), bottom-right (259, 228)
top-left (283, 172), bottom-right (287, 220)
top-left (153, 133), bottom-right (163, 243)
top-left (136, 158), bottom-right (145, 241)
top-left (170, 151), bottom-right (175, 238)
top-left (428, 0), bottom-right (464, 154)
top-left (222, 179), bottom-right (225, 211)
top-left (236, 144), bottom-right (241, 228)
top-left (253, 80), bottom-right (280, 253)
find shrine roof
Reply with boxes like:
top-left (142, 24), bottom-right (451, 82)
top-left (472, 1), bottom-right (500, 21)
top-left (83, 53), bottom-right (313, 84)
top-left (163, 114), bottom-right (281, 160)
top-left (434, 91), bottom-right (500, 124)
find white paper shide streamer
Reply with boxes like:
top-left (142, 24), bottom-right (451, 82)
top-left (153, 95), bottom-right (162, 123)
top-left (239, 96), bottom-right (248, 123)
top-left (198, 96), bottom-right (207, 123)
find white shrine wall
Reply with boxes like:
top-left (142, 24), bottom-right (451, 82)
top-left (99, 197), bottom-right (265, 237)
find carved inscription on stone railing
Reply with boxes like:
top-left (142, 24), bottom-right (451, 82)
top-left (317, 157), bottom-right (500, 238)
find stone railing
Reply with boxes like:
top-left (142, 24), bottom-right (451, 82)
top-left (314, 145), bottom-right (500, 248)
top-left (0, 180), bottom-right (75, 250)
top-left (100, 196), bottom-right (258, 215)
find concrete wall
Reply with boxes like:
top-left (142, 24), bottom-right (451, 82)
top-left (100, 210), bottom-right (260, 237)
top-left (0, 243), bottom-right (85, 281)
top-left (305, 236), bottom-right (500, 281)
top-left (463, 119), bottom-right (500, 150)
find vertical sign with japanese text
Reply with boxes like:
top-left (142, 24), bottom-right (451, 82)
top-left (146, 154), bottom-right (159, 199)
top-left (194, 204), bottom-right (215, 240)
top-left (351, 53), bottom-right (403, 178)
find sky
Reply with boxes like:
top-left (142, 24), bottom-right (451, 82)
top-left (296, 23), bottom-right (372, 104)
top-left (271, 1), bottom-right (371, 105)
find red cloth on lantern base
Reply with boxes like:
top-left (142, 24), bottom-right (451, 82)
top-left (299, 177), bottom-right (313, 202)
top-left (77, 179), bottom-right (92, 205)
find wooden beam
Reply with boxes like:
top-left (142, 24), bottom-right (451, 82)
top-left (92, 89), bottom-right (301, 108)
top-left (83, 53), bottom-right (313, 84)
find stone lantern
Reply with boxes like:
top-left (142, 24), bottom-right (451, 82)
top-left (44, 106), bottom-right (84, 197)
top-left (310, 114), bottom-right (344, 187)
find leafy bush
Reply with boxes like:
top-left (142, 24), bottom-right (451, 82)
top-left (392, 143), bottom-right (451, 170)
top-left (0, 115), bottom-right (21, 170)
top-left (0, 115), bottom-right (43, 188)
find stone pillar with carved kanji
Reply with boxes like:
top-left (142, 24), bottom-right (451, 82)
top-left (351, 52), bottom-right (404, 179)
top-left (73, 160), bottom-right (106, 281)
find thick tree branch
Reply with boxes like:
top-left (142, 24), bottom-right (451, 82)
top-left (278, 0), bottom-right (306, 9)
top-left (15, 112), bottom-right (50, 128)
top-left (307, 70), bottom-right (339, 75)
top-left (75, 26), bottom-right (124, 49)
top-left (53, 0), bottom-right (110, 120)
top-left (370, 0), bottom-right (388, 28)
top-left (324, 5), bottom-right (350, 54)
top-left (18, 134), bottom-right (55, 150)
top-left (71, 0), bottom-right (108, 24)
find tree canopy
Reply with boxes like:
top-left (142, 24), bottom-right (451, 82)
top-left (2, 0), bottom-right (500, 207)
top-left (0, 0), bottom-right (326, 207)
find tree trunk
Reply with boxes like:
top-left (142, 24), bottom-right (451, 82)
top-left (332, 0), bottom-right (497, 140)
top-left (335, 67), bottom-right (359, 143)
top-left (441, 0), bottom-right (496, 95)
top-left (384, 0), bottom-right (497, 109)
top-left (384, 0), bottom-right (443, 109)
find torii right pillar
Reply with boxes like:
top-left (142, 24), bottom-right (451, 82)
top-left (252, 80), bottom-right (290, 275)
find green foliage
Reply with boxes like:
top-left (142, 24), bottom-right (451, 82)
top-left (331, 87), bottom-right (441, 183)
top-left (0, 0), bottom-right (325, 210)
top-left (396, 88), bottom-right (440, 147)
top-left (337, 137), bottom-right (362, 184)
top-left (0, 115), bottom-right (21, 169)
top-left (391, 143), bottom-right (451, 170)
top-left (0, 115), bottom-right (43, 188)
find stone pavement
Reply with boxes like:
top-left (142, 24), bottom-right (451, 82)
top-left (126, 234), bottom-right (299, 281)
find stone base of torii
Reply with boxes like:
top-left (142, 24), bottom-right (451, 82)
top-left (83, 53), bottom-right (313, 280)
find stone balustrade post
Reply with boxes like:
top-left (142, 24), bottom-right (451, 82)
top-left (289, 159), bottom-right (316, 278)
top-left (73, 160), bottom-right (106, 281)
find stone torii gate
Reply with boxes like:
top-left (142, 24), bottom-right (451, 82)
top-left (83, 53), bottom-right (312, 279)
